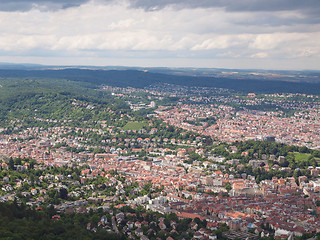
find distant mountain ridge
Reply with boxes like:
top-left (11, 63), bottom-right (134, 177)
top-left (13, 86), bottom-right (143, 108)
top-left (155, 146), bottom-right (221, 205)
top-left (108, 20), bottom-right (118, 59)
top-left (0, 68), bottom-right (319, 94)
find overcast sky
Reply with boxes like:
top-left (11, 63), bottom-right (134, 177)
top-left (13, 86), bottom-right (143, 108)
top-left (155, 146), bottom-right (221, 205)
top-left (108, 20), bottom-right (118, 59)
top-left (0, 0), bottom-right (319, 70)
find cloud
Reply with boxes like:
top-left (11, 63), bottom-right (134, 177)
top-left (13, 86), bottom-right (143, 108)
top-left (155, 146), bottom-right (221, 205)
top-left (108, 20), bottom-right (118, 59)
top-left (250, 52), bottom-right (268, 58)
top-left (0, 0), bottom-right (89, 12)
top-left (2, 0), bottom-right (320, 15)
top-left (127, 0), bottom-right (320, 13)
top-left (0, 0), bottom-right (319, 70)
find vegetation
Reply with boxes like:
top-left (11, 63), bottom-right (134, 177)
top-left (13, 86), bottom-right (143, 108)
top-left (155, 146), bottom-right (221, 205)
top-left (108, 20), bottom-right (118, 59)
top-left (0, 77), bottom-right (130, 130)
top-left (212, 140), bottom-right (320, 183)
top-left (122, 121), bottom-right (147, 131)
top-left (0, 202), bottom-right (124, 240)
top-left (0, 67), bottom-right (319, 239)
top-left (0, 68), bottom-right (319, 94)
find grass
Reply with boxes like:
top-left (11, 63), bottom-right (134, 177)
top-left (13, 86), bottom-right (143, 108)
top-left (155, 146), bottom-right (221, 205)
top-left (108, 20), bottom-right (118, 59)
top-left (122, 121), bottom-right (146, 130)
top-left (292, 152), bottom-right (320, 169)
top-left (293, 152), bottom-right (312, 161)
top-left (293, 152), bottom-right (320, 162)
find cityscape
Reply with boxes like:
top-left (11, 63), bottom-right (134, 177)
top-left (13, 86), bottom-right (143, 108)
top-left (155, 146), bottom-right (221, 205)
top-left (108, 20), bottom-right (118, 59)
top-left (0, 75), bottom-right (319, 239)
top-left (0, 0), bottom-right (320, 239)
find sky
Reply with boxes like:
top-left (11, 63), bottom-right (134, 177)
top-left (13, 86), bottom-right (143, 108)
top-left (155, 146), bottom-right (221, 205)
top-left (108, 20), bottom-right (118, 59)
top-left (0, 0), bottom-right (319, 70)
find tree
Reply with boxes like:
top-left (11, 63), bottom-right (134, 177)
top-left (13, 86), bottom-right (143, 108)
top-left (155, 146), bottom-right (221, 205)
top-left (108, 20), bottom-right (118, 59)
top-left (166, 213), bottom-right (178, 222)
top-left (225, 182), bottom-right (232, 192)
top-left (167, 126), bottom-right (175, 132)
top-left (59, 187), bottom-right (68, 200)
top-left (8, 158), bottom-right (14, 170)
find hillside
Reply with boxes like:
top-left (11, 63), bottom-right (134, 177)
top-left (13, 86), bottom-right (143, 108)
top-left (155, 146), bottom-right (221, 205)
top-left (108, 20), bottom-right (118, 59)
top-left (0, 68), bottom-right (319, 94)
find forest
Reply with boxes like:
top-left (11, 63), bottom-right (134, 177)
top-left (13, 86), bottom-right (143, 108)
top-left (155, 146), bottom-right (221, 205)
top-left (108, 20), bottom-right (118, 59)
top-left (0, 201), bottom-right (124, 240)
top-left (0, 68), bottom-right (319, 94)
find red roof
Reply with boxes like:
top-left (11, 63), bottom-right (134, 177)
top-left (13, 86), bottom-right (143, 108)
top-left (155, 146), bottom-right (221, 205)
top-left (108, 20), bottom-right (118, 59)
top-left (176, 212), bottom-right (204, 220)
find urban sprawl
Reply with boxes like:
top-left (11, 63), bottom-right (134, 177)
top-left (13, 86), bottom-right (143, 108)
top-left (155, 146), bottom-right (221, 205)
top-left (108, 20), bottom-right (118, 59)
top-left (0, 84), bottom-right (319, 240)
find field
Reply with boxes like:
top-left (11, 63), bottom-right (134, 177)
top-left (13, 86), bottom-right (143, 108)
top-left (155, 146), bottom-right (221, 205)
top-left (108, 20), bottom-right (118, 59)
top-left (293, 152), bottom-right (320, 162)
top-left (293, 152), bottom-right (313, 161)
top-left (122, 121), bottom-right (147, 130)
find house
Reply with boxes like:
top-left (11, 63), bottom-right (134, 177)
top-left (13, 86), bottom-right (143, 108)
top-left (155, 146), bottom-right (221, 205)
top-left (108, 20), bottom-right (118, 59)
top-left (31, 189), bottom-right (38, 195)
top-left (135, 221), bottom-right (142, 228)
top-left (190, 221), bottom-right (198, 230)
top-left (158, 221), bottom-right (166, 230)
top-left (86, 223), bottom-right (91, 230)
top-left (141, 235), bottom-right (149, 240)
top-left (100, 215), bottom-right (108, 225)
top-left (141, 220), bottom-right (148, 226)
top-left (116, 212), bottom-right (125, 223)
top-left (52, 215), bottom-right (61, 221)
top-left (208, 233), bottom-right (217, 240)
top-left (193, 231), bottom-right (203, 239)
top-left (127, 221), bottom-right (134, 229)
top-left (135, 228), bottom-right (143, 236)
top-left (3, 177), bottom-right (10, 183)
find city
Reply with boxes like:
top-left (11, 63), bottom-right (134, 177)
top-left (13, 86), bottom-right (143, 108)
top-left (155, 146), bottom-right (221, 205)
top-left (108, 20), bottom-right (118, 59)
top-left (0, 79), bottom-right (319, 239)
top-left (1, 0), bottom-right (320, 238)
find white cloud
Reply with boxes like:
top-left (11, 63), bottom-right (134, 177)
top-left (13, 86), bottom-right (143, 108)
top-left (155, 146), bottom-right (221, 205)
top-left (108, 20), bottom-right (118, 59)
top-left (249, 33), bottom-right (303, 50)
top-left (0, 0), bottom-right (319, 69)
top-left (250, 52), bottom-right (268, 58)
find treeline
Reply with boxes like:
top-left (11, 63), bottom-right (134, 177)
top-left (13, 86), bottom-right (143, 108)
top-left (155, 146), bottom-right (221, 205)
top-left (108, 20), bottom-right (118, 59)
top-left (0, 69), bottom-right (319, 94)
top-left (0, 202), bottom-right (124, 240)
